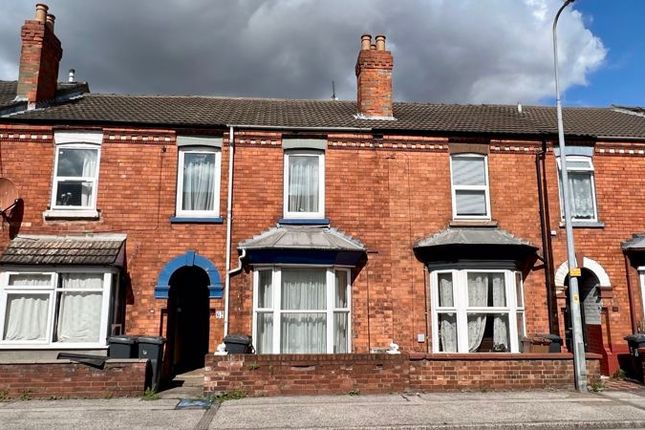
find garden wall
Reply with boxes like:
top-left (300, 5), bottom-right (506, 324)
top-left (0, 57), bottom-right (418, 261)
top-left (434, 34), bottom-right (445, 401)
top-left (204, 353), bottom-right (601, 396)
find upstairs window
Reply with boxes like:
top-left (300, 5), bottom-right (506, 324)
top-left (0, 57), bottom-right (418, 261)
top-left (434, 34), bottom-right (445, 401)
top-left (557, 156), bottom-right (598, 222)
top-left (176, 147), bottom-right (221, 218)
top-left (284, 151), bottom-right (325, 219)
top-left (450, 154), bottom-right (491, 219)
top-left (49, 132), bottom-right (102, 218)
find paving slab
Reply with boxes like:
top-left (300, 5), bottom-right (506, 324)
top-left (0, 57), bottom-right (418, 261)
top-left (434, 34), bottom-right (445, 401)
top-left (2, 391), bottom-right (645, 430)
top-left (210, 392), bottom-right (645, 429)
top-left (0, 398), bottom-right (204, 430)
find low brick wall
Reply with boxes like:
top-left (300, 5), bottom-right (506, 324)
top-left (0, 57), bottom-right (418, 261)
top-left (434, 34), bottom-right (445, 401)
top-left (205, 354), bottom-right (407, 396)
top-left (0, 359), bottom-right (148, 399)
top-left (409, 353), bottom-right (601, 391)
top-left (205, 353), bottom-right (601, 396)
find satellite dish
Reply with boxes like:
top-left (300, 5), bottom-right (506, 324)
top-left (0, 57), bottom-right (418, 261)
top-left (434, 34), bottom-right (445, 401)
top-left (0, 178), bottom-right (19, 221)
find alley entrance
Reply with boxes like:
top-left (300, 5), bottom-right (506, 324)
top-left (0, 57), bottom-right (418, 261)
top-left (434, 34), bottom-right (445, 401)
top-left (565, 269), bottom-right (604, 354)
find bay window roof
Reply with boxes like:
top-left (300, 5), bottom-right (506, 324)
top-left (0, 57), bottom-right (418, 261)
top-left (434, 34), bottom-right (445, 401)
top-left (0, 234), bottom-right (126, 266)
top-left (239, 225), bottom-right (366, 266)
top-left (414, 227), bottom-right (537, 267)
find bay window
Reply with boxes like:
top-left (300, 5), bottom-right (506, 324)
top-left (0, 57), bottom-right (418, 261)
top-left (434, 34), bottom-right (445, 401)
top-left (253, 267), bottom-right (350, 354)
top-left (431, 269), bottom-right (525, 353)
top-left (0, 270), bottom-right (113, 348)
top-left (284, 151), bottom-right (325, 219)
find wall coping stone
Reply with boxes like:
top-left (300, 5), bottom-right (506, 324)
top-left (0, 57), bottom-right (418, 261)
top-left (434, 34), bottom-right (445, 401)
top-left (408, 352), bottom-right (603, 361)
top-left (0, 358), bottom-right (147, 365)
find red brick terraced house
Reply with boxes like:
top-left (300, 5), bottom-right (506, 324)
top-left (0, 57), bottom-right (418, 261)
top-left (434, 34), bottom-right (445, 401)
top-left (0, 4), bottom-right (644, 396)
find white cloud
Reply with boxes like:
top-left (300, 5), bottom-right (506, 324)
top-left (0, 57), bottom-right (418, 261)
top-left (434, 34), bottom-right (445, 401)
top-left (0, 0), bottom-right (606, 104)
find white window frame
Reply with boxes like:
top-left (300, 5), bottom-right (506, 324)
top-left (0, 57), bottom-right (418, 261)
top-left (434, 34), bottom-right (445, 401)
top-left (252, 265), bottom-right (351, 354)
top-left (0, 267), bottom-right (114, 349)
top-left (638, 267), bottom-right (645, 321)
top-left (556, 155), bottom-right (599, 222)
top-left (430, 269), bottom-right (524, 353)
top-left (283, 151), bottom-right (325, 219)
top-left (175, 146), bottom-right (222, 218)
top-left (449, 154), bottom-right (491, 220)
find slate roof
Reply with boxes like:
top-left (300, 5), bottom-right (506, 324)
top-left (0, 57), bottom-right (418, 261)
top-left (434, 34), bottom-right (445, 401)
top-left (622, 233), bottom-right (645, 251)
top-left (0, 234), bottom-right (126, 266)
top-left (414, 227), bottom-right (537, 249)
top-left (1, 92), bottom-right (644, 139)
top-left (0, 80), bottom-right (89, 110)
top-left (239, 225), bottom-right (365, 251)
top-left (0, 81), bottom-right (18, 108)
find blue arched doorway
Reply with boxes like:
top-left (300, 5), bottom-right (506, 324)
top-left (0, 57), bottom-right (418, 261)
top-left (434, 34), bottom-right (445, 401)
top-left (156, 251), bottom-right (222, 376)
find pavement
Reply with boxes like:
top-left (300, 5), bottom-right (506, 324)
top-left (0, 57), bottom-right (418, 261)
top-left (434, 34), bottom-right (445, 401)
top-left (2, 389), bottom-right (645, 429)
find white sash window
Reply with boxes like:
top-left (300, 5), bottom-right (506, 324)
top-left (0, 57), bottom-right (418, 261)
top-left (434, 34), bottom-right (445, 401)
top-left (0, 270), bottom-right (113, 348)
top-left (557, 156), bottom-right (598, 222)
top-left (431, 269), bottom-right (525, 353)
top-left (284, 151), bottom-right (325, 219)
top-left (450, 154), bottom-right (491, 219)
top-left (253, 267), bottom-right (350, 354)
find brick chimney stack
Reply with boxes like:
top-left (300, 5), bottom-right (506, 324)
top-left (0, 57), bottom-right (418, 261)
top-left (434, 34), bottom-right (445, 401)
top-left (355, 34), bottom-right (394, 119)
top-left (17, 4), bottom-right (63, 105)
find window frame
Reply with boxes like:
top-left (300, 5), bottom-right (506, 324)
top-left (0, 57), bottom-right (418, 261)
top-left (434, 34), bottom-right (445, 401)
top-left (449, 153), bottom-right (491, 220)
top-left (430, 269), bottom-right (524, 353)
top-left (0, 268), bottom-right (114, 349)
top-left (283, 150), bottom-right (325, 220)
top-left (175, 146), bottom-right (222, 218)
top-left (50, 142), bottom-right (101, 215)
top-left (638, 267), bottom-right (645, 320)
top-left (556, 155), bottom-right (599, 222)
top-left (252, 265), bottom-right (351, 354)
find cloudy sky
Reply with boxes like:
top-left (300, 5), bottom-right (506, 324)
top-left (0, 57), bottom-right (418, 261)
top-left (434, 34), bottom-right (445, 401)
top-left (0, 0), bottom-right (642, 106)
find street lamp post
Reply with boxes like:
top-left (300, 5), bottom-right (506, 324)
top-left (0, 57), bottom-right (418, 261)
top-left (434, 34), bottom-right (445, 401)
top-left (552, 0), bottom-right (587, 392)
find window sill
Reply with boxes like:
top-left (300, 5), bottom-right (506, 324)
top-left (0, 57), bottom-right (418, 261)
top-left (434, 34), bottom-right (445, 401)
top-left (44, 209), bottom-right (100, 220)
top-left (278, 218), bottom-right (330, 226)
top-left (559, 221), bottom-right (605, 229)
top-left (170, 216), bottom-right (224, 224)
top-left (0, 344), bottom-right (108, 350)
top-left (449, 219), bottom-right (497, 228)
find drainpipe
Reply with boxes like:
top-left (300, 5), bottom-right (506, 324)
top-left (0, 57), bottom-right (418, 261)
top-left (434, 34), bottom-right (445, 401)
top-left (223, 125), bottom-right (235, 337)
top-left (536, 140), bottom-right (559, 335)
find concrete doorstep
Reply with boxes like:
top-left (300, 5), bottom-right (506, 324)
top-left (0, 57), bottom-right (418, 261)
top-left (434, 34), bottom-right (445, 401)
top-left (0, 390), bottom-right (645, 429)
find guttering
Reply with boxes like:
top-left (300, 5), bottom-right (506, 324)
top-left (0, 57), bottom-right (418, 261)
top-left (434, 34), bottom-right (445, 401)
top-left (596, 136), bottom-right (645, 142)
top-left (226, 124), bottom-right (371, 132)
top-left (223, 125), bottom-right (235, 337)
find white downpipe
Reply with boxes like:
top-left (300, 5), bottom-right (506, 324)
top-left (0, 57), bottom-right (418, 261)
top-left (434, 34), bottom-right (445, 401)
top-left (223, 125), bottom-right (235, 337)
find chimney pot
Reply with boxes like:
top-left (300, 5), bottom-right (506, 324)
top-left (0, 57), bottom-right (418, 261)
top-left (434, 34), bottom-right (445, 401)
top-left (375, 35), bottom-right (386, 51)
top-left (35, 4), bottom-right (48, 22)
top-left (360, 34), bottom-right (372, 51)
top-left (46, 14), bottom-right (56, 31)
top-left (68, 68), bottom-right (76, 83)
top-left (355, 33), bottom-right (394, 119)
top-left (17, 3), bottom-right (63, 104)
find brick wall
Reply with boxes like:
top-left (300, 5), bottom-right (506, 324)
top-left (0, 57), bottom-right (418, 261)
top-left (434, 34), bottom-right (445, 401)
top-left (204, 353), bottom-right (601, 396)
top-left (0, 123), bottom-right (641, 378)
top-left (0, 359), bottom-right (147, 399)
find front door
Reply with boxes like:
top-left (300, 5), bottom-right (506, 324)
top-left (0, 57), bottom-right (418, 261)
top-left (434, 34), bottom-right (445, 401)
top-left (166, 266), bottom-right (210, 376)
